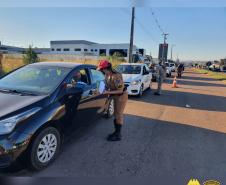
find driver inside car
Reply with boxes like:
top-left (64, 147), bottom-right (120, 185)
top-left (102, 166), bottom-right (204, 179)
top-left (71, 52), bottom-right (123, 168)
top-left (71, 71), bottom-right (82, 85)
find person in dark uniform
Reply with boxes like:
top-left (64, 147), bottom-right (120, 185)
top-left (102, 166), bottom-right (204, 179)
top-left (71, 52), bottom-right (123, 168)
top-left (97, 60), bottom-right (128, 141)
top-left (177, 63), bottom-right (183, 78)
top-left (154, 60), bottom-right (165, 95)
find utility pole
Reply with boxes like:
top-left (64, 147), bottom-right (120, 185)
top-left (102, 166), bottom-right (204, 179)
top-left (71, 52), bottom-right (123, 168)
top-left (171, 44), bottom-right (176, 60)
top-left (162, 33), bottom-right (169, 44)
top-left (128, 7), bottom-right (135, 63)
top-left (161, 33), bottom-right (169, 63)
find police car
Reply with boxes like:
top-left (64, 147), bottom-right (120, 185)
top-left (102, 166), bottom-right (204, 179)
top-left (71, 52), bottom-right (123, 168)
top-left (115, 63), bottom-right (152, 97)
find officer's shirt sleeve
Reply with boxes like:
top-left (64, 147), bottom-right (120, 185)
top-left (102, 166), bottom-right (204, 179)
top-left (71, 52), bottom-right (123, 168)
top-left (113, 74), bottom-right (124, 91)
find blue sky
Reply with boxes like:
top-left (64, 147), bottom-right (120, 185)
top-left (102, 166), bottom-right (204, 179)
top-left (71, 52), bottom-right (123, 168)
top-left (0, 6), bottom-right (226, 61)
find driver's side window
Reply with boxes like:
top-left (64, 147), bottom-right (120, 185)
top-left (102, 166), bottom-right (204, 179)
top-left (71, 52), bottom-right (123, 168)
top-left (70, 68), bottom-right (90, 86)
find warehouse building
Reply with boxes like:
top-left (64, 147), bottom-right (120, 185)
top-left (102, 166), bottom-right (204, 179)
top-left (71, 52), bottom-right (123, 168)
top-left (0, 42), bottom-right (50, 54)
top-left (0, 41), bottom-right (25, 54)
top-left (50, 40), bottom-right (145, 57)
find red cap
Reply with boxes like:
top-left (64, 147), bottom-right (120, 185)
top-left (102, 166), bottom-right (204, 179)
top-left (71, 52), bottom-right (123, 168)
top-left (97, 60), bottom-right (111, 71)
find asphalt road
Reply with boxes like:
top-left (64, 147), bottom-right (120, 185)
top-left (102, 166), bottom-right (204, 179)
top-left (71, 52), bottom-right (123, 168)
top-left (1, 68), bottom-right (226, 182)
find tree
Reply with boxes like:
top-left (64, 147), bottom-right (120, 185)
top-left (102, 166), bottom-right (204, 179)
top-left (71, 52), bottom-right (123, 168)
top-left (23, 45), bottom-right (39, 64)
top-left (100, 53), bottom-right (106, 57)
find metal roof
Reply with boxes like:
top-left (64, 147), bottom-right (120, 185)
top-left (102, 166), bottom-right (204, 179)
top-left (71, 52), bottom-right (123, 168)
top-left (50, 40), bottom-right (98, 45)
top-left (30, 62), bottom-right (96, 69)
top-left (30, 62), bottom-right (82, 68)
top-left (0, 45), bottom-right (25, 51)
top-left (119, 63), bottom-right (145, 66)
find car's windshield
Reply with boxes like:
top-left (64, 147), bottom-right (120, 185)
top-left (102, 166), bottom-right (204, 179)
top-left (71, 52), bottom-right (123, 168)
top-left (0, 65), bottom-right (71, 95)
top-left (170, 63), bottom-right (174, 67)
top-left (116, 65), bottom-right (142, 74)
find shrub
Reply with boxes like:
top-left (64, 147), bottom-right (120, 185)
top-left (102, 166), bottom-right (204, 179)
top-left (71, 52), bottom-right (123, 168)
top-left (23, 45), bottom-right (39, 64)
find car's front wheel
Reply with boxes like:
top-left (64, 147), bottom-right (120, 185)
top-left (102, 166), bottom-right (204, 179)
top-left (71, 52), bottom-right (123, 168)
top-left (29, 127), bottom-right (61, 171)
top-left (138, 84), bottom-right (143, 97)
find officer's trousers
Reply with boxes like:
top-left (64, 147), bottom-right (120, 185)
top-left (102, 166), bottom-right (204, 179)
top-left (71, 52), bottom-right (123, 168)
top-left (113, 91), bottom-right (128, 125)
top-left (157, 77), bottom-right (164, 94)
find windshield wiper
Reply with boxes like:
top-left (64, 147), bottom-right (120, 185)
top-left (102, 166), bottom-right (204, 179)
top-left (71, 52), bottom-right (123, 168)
top-left (10, 89), bottom-right (38, 96)
top-left (0, 88), bottom-right (11, 93)
top-left (0, 89), bottom-right (38, 96)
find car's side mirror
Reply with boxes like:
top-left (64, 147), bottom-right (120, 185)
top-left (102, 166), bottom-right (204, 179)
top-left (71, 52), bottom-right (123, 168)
top-left (143, 71), bottom-right (149, 75)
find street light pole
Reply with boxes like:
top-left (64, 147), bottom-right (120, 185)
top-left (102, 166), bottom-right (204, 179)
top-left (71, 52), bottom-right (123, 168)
top-left (129, 7), bottom-right (135, 63)
top-left (162, 33), bottom-right (169, 44)
top-left (171, 44), bottom-right (176, 60)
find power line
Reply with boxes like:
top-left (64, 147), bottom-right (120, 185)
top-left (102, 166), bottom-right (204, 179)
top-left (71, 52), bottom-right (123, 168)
top-left (135, 18), bottom-right (158, 44)
top-left (120, 8), bottom-right (158, 44)
top-left (149, 7), bottom-right (165, 35)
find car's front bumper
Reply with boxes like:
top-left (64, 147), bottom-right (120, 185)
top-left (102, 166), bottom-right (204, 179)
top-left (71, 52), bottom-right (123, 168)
top-left (125, 83), bottom-right (141, 95)
top-left (0, 132), bottom-right (31, 168)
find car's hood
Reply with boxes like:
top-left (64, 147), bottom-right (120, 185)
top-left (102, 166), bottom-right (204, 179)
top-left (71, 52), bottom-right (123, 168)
top-left (122, 74), bottom-right (141, 83)
top-left (0, 92), bottom-right (47, 118)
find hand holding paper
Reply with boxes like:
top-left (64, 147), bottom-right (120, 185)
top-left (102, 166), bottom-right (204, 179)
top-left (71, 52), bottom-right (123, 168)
top-left (98, 81), bottom-right (106, 94)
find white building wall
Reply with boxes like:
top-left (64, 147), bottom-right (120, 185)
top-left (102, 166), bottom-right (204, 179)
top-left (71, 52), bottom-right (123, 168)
top-left (50, 42), bottom-right (138, 58)
top-left (51, 44), bottom-right (90, 54)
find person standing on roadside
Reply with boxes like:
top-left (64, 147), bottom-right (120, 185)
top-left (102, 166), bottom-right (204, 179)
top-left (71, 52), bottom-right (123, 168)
top-left (154, 60), bottom-right (166, 96)
top-left (97, 60), bottom-right (128, 141)
top-left (177, 63), bottom-right (183, 78)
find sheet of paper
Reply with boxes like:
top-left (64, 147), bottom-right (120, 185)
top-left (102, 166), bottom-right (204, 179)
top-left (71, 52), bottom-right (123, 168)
top-left (98, 81), bottom-right (105, 94)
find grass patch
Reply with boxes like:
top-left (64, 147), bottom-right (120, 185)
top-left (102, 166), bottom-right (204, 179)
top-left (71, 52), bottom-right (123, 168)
top-left (1, 56), bottom-right (124, 75)
top-left (2, 57), bottom-right (25, 73)
top-left (194, 68), bottom-right (226, 82)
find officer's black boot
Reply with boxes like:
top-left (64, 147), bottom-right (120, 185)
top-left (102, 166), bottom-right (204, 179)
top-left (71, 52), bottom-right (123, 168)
top-left (107, 123), bottom-right (122, 141)
top-left (107, 119), bottom-right (117, 137)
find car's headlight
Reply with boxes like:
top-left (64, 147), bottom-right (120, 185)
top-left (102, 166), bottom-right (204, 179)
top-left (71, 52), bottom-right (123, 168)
top-left (131, 80), bottom-right (141, 85)
top-left (0, 107), bottom-right (41, 135)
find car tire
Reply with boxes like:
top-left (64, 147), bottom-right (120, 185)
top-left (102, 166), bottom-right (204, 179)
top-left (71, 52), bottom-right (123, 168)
top-left (28, 127), bottom-right (61, 171)
top-left (138, 84), bottom-right (143, 97)
top-left (104, 98), bottom-right (114, 118)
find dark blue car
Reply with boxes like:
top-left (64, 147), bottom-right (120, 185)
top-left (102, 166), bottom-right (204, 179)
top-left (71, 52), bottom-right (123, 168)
top-left (0, 62), bottom-right (114, 170)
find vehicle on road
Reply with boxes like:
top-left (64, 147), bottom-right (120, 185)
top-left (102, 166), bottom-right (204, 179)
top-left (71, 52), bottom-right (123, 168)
top-left (220, 66), bottom-right (226, 72)
top-left (0, 62), bottom-right (114, 170)
top-left (165, 62), bottom-right (172, 77)
top-left (132, 54), bottom-right (145, 63)
top-left (169, 63), bottom-right (176, 72)
top-left (116, 63), bottom-right (152, 97)
top-left (209, 63), bottom-right (220, 71)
